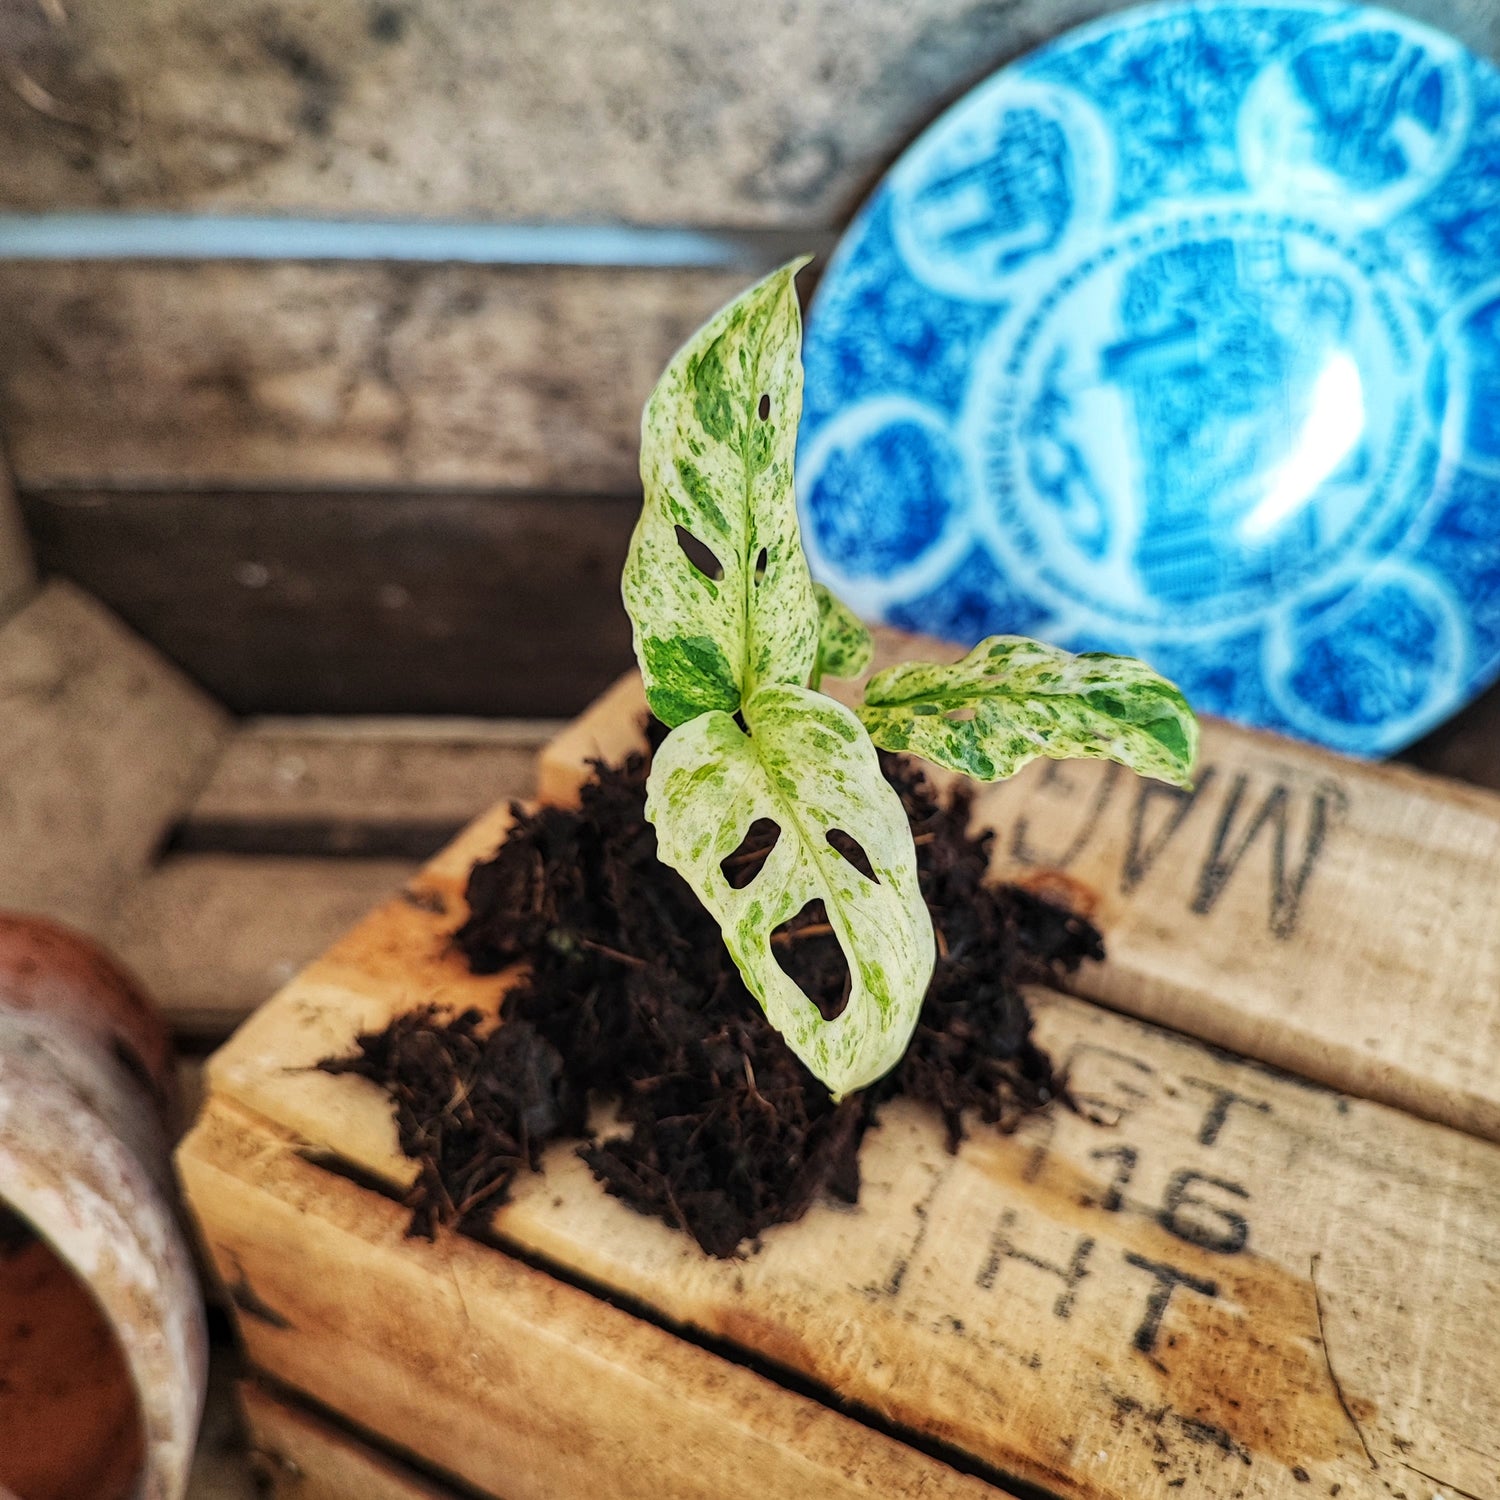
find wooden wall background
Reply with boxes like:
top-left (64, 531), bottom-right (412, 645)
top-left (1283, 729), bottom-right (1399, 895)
top-left (1, 0), bottom-right (1499, 755)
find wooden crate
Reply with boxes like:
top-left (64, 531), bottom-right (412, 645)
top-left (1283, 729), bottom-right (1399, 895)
top-left (179, 642), bottom-right (1500, 1500)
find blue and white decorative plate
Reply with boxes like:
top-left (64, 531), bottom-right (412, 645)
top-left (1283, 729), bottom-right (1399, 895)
top-left (799, 0), bottom-right (1500, 755)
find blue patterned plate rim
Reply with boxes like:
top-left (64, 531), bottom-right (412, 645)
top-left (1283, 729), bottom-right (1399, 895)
top-left (798, 0), bottom-right (1500, 756)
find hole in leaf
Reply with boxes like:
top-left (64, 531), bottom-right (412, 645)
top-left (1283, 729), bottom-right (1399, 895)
top-left (753, 546), bottom-right (769, 585)
top-left (758, 392), bottom-right (771, 421)
top-left (674, 525), bottom-right (724, 582)
top-left (720, 817), bottom-right (780, 890)
top-left (770, 899), bottom-right (851, 1021)
top-left (826, 828), bottom-right (879, 884)
top-left (944, 705), bottom-right (977, 722)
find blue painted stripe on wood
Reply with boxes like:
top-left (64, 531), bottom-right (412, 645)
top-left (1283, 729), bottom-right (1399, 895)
top-left (0, 213), bottom-right (830, 268)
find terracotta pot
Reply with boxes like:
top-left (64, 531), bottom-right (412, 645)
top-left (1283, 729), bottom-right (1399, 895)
top-left (0, 914), bottom-right (206, 1500)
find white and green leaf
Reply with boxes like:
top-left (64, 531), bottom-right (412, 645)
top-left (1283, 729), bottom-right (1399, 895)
top-left (811, 583), bottom-right (874, 687)
top-left (859, 636), bottom-right (1198, 787)
top-left (645, 684), bottom-right (935, 1099)
top-left (622, 260), bottom-right (819, 727)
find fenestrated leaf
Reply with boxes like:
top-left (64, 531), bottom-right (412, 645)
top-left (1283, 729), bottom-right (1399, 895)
top-left (623, 260), bottom-right (818, 726)
top-left (859, 636), bottom-right (1198, 788)
top-left (645, 683), bottom-right (935, 1098)
top-left (812, 583), bottom-right (874, 686)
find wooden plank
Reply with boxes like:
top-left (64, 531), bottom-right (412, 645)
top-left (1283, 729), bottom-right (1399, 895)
top-left (544, 664), bottom-right (1500, 1144)
top-left (178, 717), bottom-right (553, 856)
top-left (241, 1381), bottom-right (450, 1500)
top-left (975, 724), bottom-right (1500, 1145)
top-left (113, 854), bottom-right (416, 1038)
top-left (0, 263), bottom-right (747, 491)
top-left (179, 1096), bottom-right (1010, 1500)
top-left (0, 581), bottom-right (228, 938)
top-left (22, 489), bottom-right (637, 716)
top-left (191, 813), bottom-right (1500, 1499)
top-left (0, 461), bottom-right (34, 625)
top-left (5, 0), bottom-right (1496, 225)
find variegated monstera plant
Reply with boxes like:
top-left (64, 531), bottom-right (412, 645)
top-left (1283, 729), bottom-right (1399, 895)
top-left (623, 261), bottom-right (1197, 1100)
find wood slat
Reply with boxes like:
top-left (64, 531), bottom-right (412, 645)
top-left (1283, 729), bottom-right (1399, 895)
top-left (4, 0), bottom-right (1495, 225)
top-left (177, 717), bottom-right (554, 855)
top-left (22, 488), bottom-right (638, 716)
top-left (0, 581), bottom-right (228, 939)
top-left (241, 1382), bottom-right (450, 1500)
top-left (0, 0), bottom-right (1136, 225)
top-left (104, 717), bottom-right (547, 1040)
top-left (180, 1096), bottom-right (1010, 1500)
top-left (191, 815), bottom-right (1500, 1498)
top-left (113, 854), bottom-right (416, 1038)
top-left (544, 665), bottom-right (1500, 1144)
top-left (0, 262), bottom-right (747, 491)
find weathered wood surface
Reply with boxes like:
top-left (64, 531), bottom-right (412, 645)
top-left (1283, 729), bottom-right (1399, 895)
top-left (0, 264), bottom-right (745, 491)
top-left (975, 728), bottom-right (1500, 1144)
top-left (0, 580), bottom-right (228, 938)
top-left (240, 1382), bottom-right (448, 1500)
top-left (113, 854), bottom-right (416, 1038)
top-left (177, 717), bottom-right (555, 855)
top-left (2, 0), bottom-right (1495, 224)
top-left (22, 487), bottom-right (638, 714)
top-left (181, 1093), bottom-right (1009, 1500)
top-left (545, 663), bottom-right (1500, 1143)
top-left (187, 794), bottom-right (1500, 1499)
top-left (112, 717), bottom-right (546, 1036)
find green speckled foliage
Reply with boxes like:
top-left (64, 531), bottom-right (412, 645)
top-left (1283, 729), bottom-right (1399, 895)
top-left (624, 265), bottom-right (1198, 1099)
top-left (645, 685), bottom-right (933, 1099)
top-left (623, 259), bottom-right (818, 726)
top-left (859, 636), bottom-right (1198, 787)
top-left (811, 583), bottom-right (874, 688)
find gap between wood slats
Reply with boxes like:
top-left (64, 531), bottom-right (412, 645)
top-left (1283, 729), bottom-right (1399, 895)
top-left (0, 215), bottom-right (832, 268)
top-left (20, 488), bottom-right (638, 718)
top-left (240, 1374), bottom-right (507, 1500)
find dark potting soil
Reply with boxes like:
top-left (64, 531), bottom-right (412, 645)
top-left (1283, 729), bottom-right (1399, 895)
top-left (321, 739), bottom-right (1104, 1258)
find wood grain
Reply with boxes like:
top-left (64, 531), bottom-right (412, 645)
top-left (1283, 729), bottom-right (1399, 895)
top-left (112, 854), bottom-right (416, 1038)
top-left (179, 1095), bottom-right (1010, 1500)
top-left (4, 0), bottom-right (1496, 225)
top-left (240, 1382), bottom-right (449, 1500)
top-left (0, 262), bottom-right (746, 491)
top-left (22, 488), bottom-right (638, 715)
top-left (114, 717), bottom-right (546, 1037)
top-left (178, 717), bottom-right (552, 856)
top-left (545, 663), bottom-right (1500, 1144)
top-left (190, 802), bottom-right (1500, 1499)
top-left (0, 581), bottom-right (227, 939)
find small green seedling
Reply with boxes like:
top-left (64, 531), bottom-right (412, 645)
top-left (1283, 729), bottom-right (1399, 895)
top-left (622, 261), bottom-right (1198, 1099)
